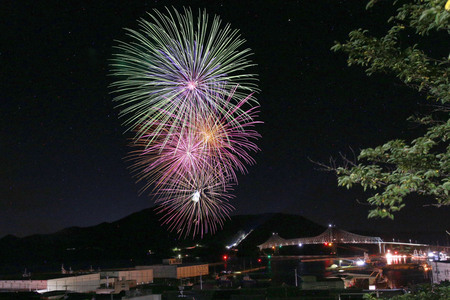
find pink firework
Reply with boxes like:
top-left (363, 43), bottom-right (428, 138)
top-left (112, 8), bottom-right (261, 238)
top-left (128, 91), bottom-right (261, 195)
top-left (154, 170), bottom-right (235, 238)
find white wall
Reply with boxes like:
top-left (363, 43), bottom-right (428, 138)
top-left (47, 273), bottom-right (100, 293)
top-left (0, 280), bottom-right (47, 291)
top-left (432, 261), bottom-right (450, 284)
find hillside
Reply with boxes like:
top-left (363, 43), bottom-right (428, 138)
top-left (0, 209), bottom-right (324, 275)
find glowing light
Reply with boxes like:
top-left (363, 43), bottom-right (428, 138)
top-left (386, 251), bottom-right (393, 265)
top-left (154, 171), bottom-right (235, 238)
top-left (356, 260), bottom-right (365, 266)
top-left (192, 190), bottom-right (200, 202)
top-left (187, 81), bottom-right (198, 90)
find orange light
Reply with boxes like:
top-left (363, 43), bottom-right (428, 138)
top-left (328, 243), bottom-right (333, 247)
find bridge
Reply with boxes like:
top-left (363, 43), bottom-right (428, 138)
top-left (257, 226), bottom-right (430, 253)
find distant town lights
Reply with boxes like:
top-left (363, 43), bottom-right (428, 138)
top-left (356, 260), bottom-right (365, 266)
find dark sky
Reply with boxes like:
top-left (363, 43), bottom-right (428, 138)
top-left (1, 0), bottom-right (448, 241)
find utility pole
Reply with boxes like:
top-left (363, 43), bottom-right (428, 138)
top-left (294, 268), bottom-right (298, 287)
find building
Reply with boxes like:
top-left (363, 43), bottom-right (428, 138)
top-left (0, 268), bottom-right (152, 293)
top-left (47, 273), bottom-right (100, 293)
top-left (431, 261), bottom-right (450, 284)
top-left (0, 279), bottom-right (47, 291)
top-left (101, 268), bottom-right (154, 285)
top-left (0, 273), bottom-right (101, 293)
top-left (0, 263), bottom-right (206, 293)
top-left (137, 263), bottom-right (208, 279)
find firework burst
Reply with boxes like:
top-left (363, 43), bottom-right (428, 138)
top-left (154, 170), bottom-right (235, 238)
top-left (128, 90), bottom-right (261, 194)
top-left (111, 8), bottom-right (261, 238)
top-left (111, 7), bottom-right (259, 143)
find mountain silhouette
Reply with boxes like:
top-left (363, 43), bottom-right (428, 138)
top-left (0, 208), bottom-right (324, 275)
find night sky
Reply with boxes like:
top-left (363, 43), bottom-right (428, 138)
top-left (1, 0), bottom-right (448, 240)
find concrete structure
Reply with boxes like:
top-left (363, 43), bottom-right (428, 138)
top-left (0, 279), bottom-right (47, 291)
top-left (0, 263), bottom-right (205, 293)
top-left (97, 279), bottom-right (135, 294)
top-left (47, 273), bottom-right (100, 293)
top-left (431, 261), bottom-right (450, 284)
top-left (137, 264), bottom-right (208, 279)
top-left (101, 268), bottom-right (153, 285)
top-left (0, 274), bottom-right (101, 293)
top-left (177, 264), bottom-right (208, 279)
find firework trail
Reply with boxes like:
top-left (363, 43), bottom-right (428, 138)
top-left (111, 7), bottom-right (261, 237)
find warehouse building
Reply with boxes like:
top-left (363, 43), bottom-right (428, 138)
top-left (47, 273), bottom-right (100, 293)
top-left (101, 268), bottom-right (153, 285)
top-left (0, 273), bottom-right (100, 293)
top-left (137, 263), bottom-right (208, 279)
top-left (0, 263), bottom-right (204, 293)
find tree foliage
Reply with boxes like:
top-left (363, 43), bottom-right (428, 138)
top-left (364, 282), bottom-right (450, 299)
top-left (329, 0), bottom-right (449, 218)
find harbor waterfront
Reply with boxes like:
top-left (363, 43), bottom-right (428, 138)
top-left (0, 253), bottom-right (443, 299)
top-left (219, 254), bottom-right (433, 290)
